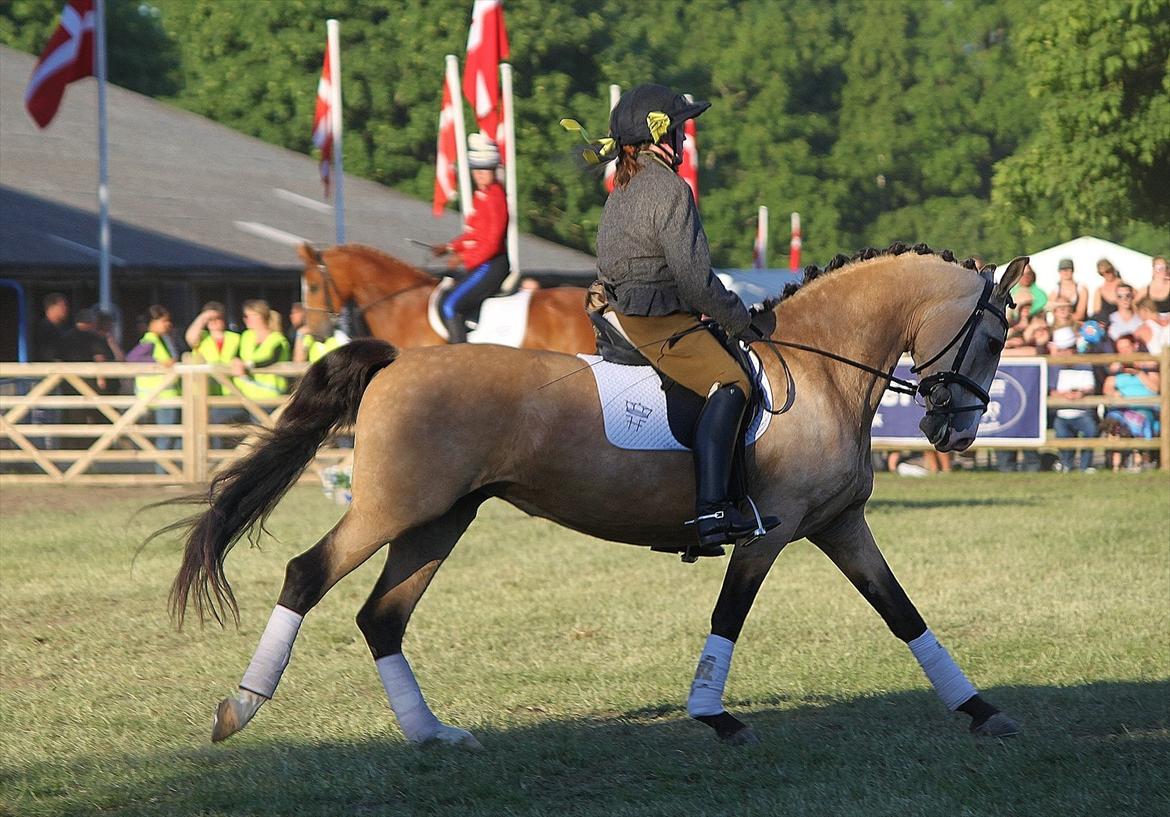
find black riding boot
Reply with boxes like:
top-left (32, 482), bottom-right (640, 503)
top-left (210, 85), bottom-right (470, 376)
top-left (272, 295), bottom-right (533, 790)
top-left (443, 313), bottom-right (468, 344)
top-left (687, 384), bottom-right (780, 560)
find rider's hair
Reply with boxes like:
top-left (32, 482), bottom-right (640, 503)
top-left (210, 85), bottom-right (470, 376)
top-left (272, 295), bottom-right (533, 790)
top-left (614, 143), bottom-right (649, 189)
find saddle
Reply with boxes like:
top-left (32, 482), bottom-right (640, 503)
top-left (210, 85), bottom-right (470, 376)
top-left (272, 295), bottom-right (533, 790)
top-left (584, 281), bottom-right (764, 496)
top-left (427, 280), bottom-right (532, 346)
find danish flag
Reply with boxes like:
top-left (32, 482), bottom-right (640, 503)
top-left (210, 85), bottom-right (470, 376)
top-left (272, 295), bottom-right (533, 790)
top-left (24, 0), bottom-right (95, 129)
top-left (678, 116), bottom-right (699, 205)
top-left (462, 0), bottom-right (510, 149)
top-left (433, 80), bottom-right (458, 216)
top-left (311, 42), bottom-right (333, 196)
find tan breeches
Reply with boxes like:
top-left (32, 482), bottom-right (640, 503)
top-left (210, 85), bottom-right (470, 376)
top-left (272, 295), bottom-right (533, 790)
top-left (612, 311), bottom-right (751, 399)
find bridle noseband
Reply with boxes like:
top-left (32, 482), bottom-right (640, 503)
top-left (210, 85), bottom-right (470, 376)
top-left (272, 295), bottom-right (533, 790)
top-left (911, 276), bottom-right (1010, 418)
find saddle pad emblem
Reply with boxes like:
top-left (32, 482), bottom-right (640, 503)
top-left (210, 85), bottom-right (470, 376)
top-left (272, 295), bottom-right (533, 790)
top-left (578, 353), bottom-right (773, 451)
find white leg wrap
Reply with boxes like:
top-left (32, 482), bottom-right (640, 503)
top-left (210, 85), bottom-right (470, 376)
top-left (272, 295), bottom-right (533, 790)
top-left (239, 605), bottom-right (303, 699)
top-left (375, 653), bottom-right (442, 743)
top-left (907, 628), bottom-right (978, 711)
top-left (687, 634), bottom-right (735, 717)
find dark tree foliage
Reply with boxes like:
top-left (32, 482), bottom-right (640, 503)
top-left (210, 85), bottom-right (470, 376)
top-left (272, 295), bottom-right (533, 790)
top-left (4, 0), bottom-right (1164, 265)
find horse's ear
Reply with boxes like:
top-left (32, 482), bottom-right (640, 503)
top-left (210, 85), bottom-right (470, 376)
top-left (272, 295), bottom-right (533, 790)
top-left (297, 241), bottom-right (318, 266)
top-left (993, 256), bottom-right (1028, 301)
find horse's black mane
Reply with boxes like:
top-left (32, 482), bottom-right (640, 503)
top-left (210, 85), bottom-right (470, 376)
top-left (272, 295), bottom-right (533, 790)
top-left (761, 242), bottom-right (986, 311)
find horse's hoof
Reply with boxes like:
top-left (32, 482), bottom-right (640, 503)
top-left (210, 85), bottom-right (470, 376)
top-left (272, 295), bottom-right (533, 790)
top-left (971, 712), bottom-right (1020, 738)
top-left (720, 726), bottom-right (760, 747)
top-left (419, 724), bottom-right (483, 751)
top-left (211, 696), bottom-right (246, 743)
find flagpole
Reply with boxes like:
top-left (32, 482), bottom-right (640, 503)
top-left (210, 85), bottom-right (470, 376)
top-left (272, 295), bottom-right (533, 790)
top-left (327, 19), bottom-right (345, 244)
top-left (755, 205), bottom-right (768, 269)
top-left (500, 62), bottom-right (520, 291)
top-left (95, 0), bottom-right (111, 311)
top-left (445, 54), bottom-right (473, 219)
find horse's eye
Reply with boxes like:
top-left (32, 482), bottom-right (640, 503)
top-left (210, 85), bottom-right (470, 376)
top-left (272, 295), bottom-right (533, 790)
top-left (986, 337), bottom-right (1004, 354)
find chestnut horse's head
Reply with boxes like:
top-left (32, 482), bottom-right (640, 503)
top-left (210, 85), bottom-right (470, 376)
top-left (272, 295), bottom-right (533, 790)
top-left (296, 242), bottom-right (353, 340)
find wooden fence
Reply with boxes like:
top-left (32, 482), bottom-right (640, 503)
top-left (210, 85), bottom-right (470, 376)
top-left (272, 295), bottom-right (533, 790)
top-left (1, 351), bottom-right (1167, 484)
top-left (0, 362), bottom-right (350, 484)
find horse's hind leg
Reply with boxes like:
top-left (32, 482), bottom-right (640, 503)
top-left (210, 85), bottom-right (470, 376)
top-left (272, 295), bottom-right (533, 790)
top-left (211, 506), bottom-right (398, 742)
top-left (810, 508), bottom-right (1019, 737)
top-left (356, 493), bottom-right (484, 749)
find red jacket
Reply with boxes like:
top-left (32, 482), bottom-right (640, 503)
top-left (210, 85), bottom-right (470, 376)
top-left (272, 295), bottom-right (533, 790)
top-left (450, 182), bottom-right (508, 269)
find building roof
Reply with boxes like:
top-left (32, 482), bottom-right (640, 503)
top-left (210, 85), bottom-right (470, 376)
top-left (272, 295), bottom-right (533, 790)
top-left (0, 45), bottom-right (597, 277)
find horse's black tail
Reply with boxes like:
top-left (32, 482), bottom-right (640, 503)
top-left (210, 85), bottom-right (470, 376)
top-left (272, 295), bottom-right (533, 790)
top-left (165, 339), bottom-right (398, 628)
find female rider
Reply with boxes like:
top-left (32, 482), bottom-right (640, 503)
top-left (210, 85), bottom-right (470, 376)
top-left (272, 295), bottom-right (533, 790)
top-left (591, 83), bottom-right (779, 559)
top-left (433, 133), bottom-right (510, 343)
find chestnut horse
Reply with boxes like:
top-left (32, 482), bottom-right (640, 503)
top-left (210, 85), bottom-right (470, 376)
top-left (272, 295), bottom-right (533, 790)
top-left (170, 244), bottom-right (1026, 749)
top-left (296, 242), bottom-right (595, 354)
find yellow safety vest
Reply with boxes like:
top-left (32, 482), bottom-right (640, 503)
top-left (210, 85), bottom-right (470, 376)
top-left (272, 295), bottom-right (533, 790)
top-left (196, 331), bottom-right (241, 395)
top-left (307, 335), bottom-right (345, 363)
top-left (234, 330), bottom-right (291, 400)
top-left (134, 332), bottom-right (180, 399)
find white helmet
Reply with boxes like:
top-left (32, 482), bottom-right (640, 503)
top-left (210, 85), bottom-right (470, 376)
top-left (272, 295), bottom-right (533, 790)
top-left (467, 132), bottom-right (500, 169)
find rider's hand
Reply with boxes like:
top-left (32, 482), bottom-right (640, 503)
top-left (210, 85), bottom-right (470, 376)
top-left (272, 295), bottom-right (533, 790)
top-left (740, 307), bottom-right (776, 342)
top-left (432, 244), bottom-right (449, 257)
top-left (446, 254), bottom-right (461, 270)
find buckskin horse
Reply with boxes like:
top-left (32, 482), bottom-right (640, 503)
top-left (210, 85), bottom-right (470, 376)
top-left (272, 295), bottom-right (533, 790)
top-left (296, 242), bottom-right (595, 353)
top-left (168, 243), bottom-right (1025, 748)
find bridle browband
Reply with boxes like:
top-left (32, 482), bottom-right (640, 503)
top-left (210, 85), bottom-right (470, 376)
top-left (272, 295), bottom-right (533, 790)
top-left (753, 276), bottom-right (1009, 418)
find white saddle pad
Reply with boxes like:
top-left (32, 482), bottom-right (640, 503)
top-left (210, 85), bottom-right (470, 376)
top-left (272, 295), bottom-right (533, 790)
top-left (578, 351), bottom-right (774, 451)
top-left (428, 280), bottom-right (531, 347)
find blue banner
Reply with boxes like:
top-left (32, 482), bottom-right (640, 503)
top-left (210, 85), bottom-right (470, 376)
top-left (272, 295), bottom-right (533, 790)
top-left (872, 358), bottom-right (1047, 445)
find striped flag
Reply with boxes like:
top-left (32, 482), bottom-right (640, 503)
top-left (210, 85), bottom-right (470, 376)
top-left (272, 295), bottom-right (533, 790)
top-left (311, 42), bottom-right (333, 197)
top-left (463, 0), bottom-right (510, 149)
top-left (24, 0), bottom-right (95, 129)
top-left (433, 80), bottom-right (458, 216)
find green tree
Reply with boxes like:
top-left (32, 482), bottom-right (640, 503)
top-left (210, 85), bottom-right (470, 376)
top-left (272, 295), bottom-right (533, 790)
top-left (0, 0), bottom-right (180, 96)
top-left (989, 0), bottom-right (1170, 252)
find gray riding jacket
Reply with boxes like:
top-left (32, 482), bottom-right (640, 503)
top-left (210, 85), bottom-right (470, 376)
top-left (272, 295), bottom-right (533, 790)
top-left (596, 153), bottom-right (750, 337)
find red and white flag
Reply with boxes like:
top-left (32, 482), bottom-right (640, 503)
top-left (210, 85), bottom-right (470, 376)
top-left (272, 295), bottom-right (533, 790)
top-left (678, 116), bottom-right (699, 204)
top-left (24, 0), bottom-right (95, 129)
top-left (433, 80), bottom-right (458, 216)
top-left (311, 42), bottom-right (334, 197)
top-left (463, 0), bottom-right (510, 149)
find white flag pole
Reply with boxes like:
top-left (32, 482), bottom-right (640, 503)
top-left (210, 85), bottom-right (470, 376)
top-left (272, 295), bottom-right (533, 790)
top-left (95, 0), bottom-right (111, 311)
top-left (500, 62), bottom-right (520, 291)
top-left (756, 205), bottom-right (768, 269)
top-left (445, 54), bottom-right (473, 219)
top-left (609, 83), bottom-right (621, 110)
top-left (327, 19), bottom-right (345, 244)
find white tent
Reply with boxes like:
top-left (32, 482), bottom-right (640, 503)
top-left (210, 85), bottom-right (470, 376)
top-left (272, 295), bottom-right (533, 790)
top-left (1026, 236), bottom-right (1155, 304)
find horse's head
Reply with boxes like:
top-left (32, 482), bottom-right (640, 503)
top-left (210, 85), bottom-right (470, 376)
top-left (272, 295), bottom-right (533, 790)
top-left (913, 256), bottom-right (1027, 452)
top-left (296, 242), bottom-right (352, 339)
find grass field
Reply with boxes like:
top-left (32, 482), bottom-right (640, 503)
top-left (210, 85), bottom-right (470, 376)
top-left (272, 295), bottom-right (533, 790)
top-left (1, 472), bottom-right (1167, 817)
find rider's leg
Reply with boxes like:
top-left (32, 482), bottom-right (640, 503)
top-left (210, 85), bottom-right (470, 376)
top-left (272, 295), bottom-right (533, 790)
top-left (440, 256), bottom-right (510, 344)
top-left (611, 312), bottom-right (779, 557)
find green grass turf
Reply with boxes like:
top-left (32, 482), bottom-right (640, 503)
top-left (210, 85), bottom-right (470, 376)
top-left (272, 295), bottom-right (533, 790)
top-left (1, 472), bottom-right (1167, 816)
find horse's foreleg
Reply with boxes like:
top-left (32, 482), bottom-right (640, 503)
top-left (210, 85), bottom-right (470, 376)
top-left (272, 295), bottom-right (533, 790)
top-left (211, 508), bottom-right (395, 743)
top-left (810, 509), bottom-right (1019, 737)
top-left (357, 494), bottom-right (484, 750)
top-left (688, 535), bottom-right (791, 745)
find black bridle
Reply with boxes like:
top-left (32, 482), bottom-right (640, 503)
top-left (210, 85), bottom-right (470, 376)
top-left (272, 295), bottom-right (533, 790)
top-left (755, 276), bottom-right (1010, 418)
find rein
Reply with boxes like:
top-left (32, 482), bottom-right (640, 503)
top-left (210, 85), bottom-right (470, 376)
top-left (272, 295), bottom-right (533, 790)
top-left (306, 254), bottom-right (433, 320)
top-left (749, 277), bottom-right (1009, 417)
